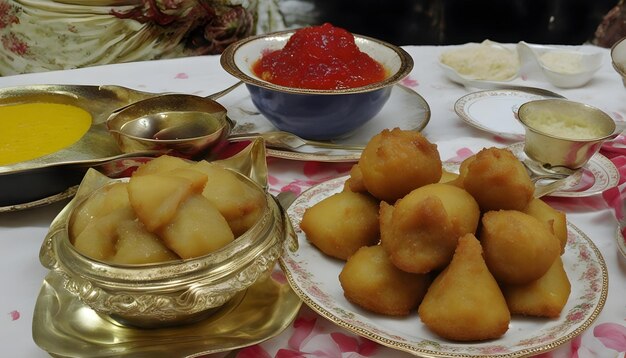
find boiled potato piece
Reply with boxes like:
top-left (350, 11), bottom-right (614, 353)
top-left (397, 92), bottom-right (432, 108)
top-left (110, 219), bottom-right (179, 264)
top-left (380, 183), bottom-right (480, 273)
top-left (73, 207), bottom-right (135, 261)
top-left (192, 161), bottom-right (265, 237)
top-left (132, 155), bottom-right (191, 176)
top-left (70, 182), bottom-right (130, 239)
top-left (163, 167), bottom-right (208, 193)
top-left (523, 198), bottom-right (568, 254)
top-left (502, 256), bottom-right (571, 318)
top-left (359, 128), bottom-right (442, 202)
top-left (159, 194), bottom-right (234, 259)
top-left (128, 173), bottom-right (199, 232)
top-left (339, 245), bottom-right (430, 316)
top-left (481, 210), bottom-right (560, 285)
top-left (418, 234), bottom-right (510, 341)
top-left (461, 147), bottom-right (534, 211)
top-left (300, 190), bottom-right (380, 260)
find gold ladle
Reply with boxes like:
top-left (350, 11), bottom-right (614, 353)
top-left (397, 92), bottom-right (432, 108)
top-left (107, 81), bottom-right (365, 156)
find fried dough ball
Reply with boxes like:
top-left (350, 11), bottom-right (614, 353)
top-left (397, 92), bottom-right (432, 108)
top-left (461, 147), bottom-right (534, 211)
top-left (300, 190), bottom-right (380, 260)
top-left (339, 245), bottom-right (430, 316)
top-left (380, 183), bottom-right (480, 273)
top-left (448, 155), bottom-right (475, 188)
top-left (344, 164), bottom-right (367, 193)
top-left (418, 234), bottom-right (510, 341)
top-left (439, 168), bottom-right (459, 184)
top-left (523, 198), bottom-right (568, 254)
top-left (480, 210), bottom-right (560, 285)
top-left (502, 256), bottom-right (571, 318)
top-left (359, 128), bottom-right (442, 202)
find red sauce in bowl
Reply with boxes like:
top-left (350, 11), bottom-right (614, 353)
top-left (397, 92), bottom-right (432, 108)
top-left (252, 23), bottom-right (387, 90)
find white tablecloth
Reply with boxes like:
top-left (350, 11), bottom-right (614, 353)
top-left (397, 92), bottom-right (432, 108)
top-left (0, 45), bottom-right (625, 357)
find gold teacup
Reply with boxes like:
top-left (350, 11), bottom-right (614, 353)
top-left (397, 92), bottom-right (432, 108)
top-left (517, 99), bottom-right (619, 171)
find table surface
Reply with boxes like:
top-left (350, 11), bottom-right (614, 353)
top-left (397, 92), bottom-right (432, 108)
top-left (1, 44), bottom-right (625, 358)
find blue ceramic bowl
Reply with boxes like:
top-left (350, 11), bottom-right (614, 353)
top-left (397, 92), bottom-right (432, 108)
top-left (220, 29), bottom-right (413, 140)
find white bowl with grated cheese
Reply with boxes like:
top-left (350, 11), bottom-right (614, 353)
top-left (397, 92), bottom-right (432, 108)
top-left (518, 42), bottom-right (603, 88)
top-left (438, 40), bottom-right (520, 85)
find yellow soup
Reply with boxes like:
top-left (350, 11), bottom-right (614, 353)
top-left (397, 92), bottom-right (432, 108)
top-left (0, 103), bottom-right (92, 165)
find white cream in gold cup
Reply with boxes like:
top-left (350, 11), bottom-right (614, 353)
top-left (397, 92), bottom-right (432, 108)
top-left (517, 99), bottom-right (619, 171)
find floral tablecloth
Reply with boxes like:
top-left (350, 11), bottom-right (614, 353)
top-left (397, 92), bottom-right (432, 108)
top-left (0, 44), bottom-right (624, 357)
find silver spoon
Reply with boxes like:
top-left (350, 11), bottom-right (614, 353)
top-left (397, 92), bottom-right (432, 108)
top-left (533, 172), bottom-right (582, 198)
top-left (522, 160), bottom-right (583, 198)
top-left (464, 79), bottom-right (566, 98)
top-left (228, 131), bottom-right (365, 151)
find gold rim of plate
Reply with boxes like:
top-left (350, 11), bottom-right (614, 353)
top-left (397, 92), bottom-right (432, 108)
top-left (617, 225), bottom-right (626, 260)
top-left (0, 186), bottom-right (78, 213)
top-left (279, 175), bottom-right (608, 358)
top-left (32, 269), bottom-right (302, 357)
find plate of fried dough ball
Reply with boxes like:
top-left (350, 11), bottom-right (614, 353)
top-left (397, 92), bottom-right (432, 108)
top-left (279, 128), bottom-right (608, 357)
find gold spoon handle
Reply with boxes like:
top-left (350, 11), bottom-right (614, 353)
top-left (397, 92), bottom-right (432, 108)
top-left (206, 81), bottom-right (244, 100)
top-left (229, 131), bottom-right (365, 151)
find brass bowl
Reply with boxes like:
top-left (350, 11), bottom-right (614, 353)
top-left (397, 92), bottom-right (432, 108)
top-left (517, 99), bottom-right (618, 171)
top-left (106, 95), bottom-right (231, 158)
top-left (38, 141), bottom-right (292, 328)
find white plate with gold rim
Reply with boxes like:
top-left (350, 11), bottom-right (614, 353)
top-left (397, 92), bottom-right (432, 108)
top-left (280, 176), bottom-right (608, 358)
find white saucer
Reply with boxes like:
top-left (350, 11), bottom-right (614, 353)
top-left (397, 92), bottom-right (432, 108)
top-left (438, 138), bottom-right (619, 198)
top-left (454, 89), bottom-right (552, 140)
top-left (219, 83), bottom-right (430, 162)
top-left (507, 142), bottom-right (620, 198)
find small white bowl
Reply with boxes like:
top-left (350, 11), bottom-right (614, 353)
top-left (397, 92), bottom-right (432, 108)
top-left (610, 37), bottom-right (626, 87)
top-left (438, 40), bottom-right (520, 85)
top-left (518, 41), bottom-right (603, 88)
